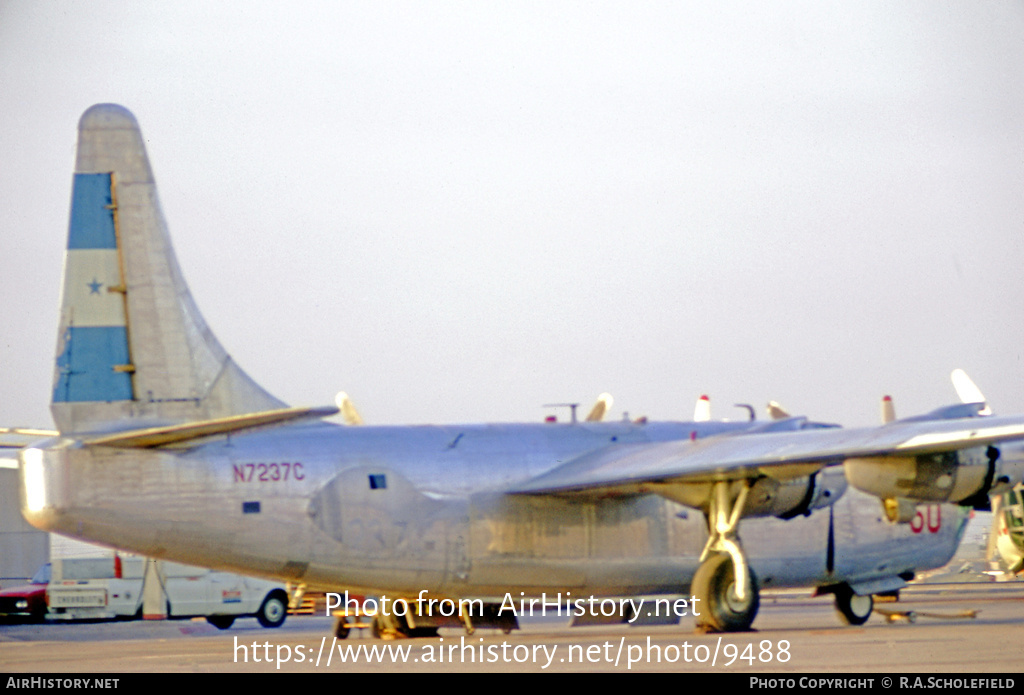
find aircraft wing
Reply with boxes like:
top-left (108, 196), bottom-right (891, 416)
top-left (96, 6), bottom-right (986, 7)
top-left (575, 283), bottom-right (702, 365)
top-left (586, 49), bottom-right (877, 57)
top-left (510, 415), bottom-right (1024, 501)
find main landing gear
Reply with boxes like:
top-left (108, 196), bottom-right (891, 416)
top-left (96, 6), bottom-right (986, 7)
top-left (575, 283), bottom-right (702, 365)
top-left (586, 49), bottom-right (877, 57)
top-left (332, 600), bottom-right (518, 639)
top-left (692, 481), bottom-right (759, 632)
top-left (833, 584), bottom-right (874, 626)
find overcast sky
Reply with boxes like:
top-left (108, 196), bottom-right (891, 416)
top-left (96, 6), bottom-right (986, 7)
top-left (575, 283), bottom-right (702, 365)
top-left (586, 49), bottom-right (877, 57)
top-left (2, 2), bottom-right (1023, 429)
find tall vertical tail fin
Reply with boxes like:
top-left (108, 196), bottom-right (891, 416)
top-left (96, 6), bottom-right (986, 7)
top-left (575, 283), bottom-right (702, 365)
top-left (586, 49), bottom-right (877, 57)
top-left (52, 104), bottom-right (285, 434)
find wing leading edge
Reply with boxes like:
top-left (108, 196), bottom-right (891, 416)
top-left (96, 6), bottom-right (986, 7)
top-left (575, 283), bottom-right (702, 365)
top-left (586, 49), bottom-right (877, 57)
top-left (510, 414), bottom-right (1024, 507)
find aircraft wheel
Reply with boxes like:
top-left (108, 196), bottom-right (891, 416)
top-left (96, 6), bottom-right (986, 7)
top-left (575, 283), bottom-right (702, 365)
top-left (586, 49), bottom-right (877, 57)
top-left (398, 614), bottom-right (438, 638)
top-left (207, 615), bottom-right (235, 630)
top-left (256, 592), bottom-right (288, 628)
top-left (334, 616), bottom-right (350, 639)
top-left (408, 627), bottom-right (439, 638)
top-left (834, 586), bottom-right (873, 626)
top-left (692, 552), bottom-right (759, 632)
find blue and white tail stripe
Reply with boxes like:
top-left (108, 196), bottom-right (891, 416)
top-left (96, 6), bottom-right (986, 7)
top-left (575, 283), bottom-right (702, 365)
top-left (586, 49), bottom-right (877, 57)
top-left (50, 104), bottom-right (284, 434)
top-left (53, 173), bottom-right (134, 403)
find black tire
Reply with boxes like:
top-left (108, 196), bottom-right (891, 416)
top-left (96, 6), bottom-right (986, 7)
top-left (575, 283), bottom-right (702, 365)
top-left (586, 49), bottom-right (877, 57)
top-left (692, 552), bottom-right (759, 632)
top-left (256, 592), bottom-right (288, 628)
top-left (407, 627), bottom-right (439, 638)
top-left (834, 585), bottom-right (873, 626)
top-left (207, 615), bottom-right (235, 630)
top-left (31, 603), bottom-right (48, 623)
top-left (369, 612), bottom-right (437, 638)
top-left (395, 613), bottom-right (437, 638)
top-left (334, 616), bottom-right (350, 639)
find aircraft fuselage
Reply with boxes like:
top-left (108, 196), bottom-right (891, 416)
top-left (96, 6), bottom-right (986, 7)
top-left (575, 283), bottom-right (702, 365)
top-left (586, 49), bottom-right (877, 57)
top-left (21, 419), bottom-right (965, 600)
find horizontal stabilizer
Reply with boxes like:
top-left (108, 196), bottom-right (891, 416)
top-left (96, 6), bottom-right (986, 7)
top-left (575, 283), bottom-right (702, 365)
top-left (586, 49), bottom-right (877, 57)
top-left (83, 406), bottom-right (338, 448)
top-left (0, 428), bottom-right (60, 449)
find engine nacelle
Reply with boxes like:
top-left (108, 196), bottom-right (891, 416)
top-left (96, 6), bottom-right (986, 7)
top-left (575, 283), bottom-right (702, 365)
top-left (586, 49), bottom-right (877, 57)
top-left (659, 468), bottom-right (847, 519)
top-left (756, 467), bottom-right (848, 519)
top-left (844, 445), bottom-right (1020, 508)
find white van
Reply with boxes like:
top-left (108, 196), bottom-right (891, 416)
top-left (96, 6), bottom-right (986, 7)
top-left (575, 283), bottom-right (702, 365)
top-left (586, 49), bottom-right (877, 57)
top-left (46, 555), bottom-right (289, 628)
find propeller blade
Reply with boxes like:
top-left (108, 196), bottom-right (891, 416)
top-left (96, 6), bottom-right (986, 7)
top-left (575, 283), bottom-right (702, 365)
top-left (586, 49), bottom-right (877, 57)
top-left (767, 401), bottom-right (790, 420)
top-left (693, 394), bottom-right (711, 422)
top-left (881, 395), bottom-right (896, 424)
top-left (585, 393), bottom-right (614, 422)
top-left (334, 391), bottom-right (364, 426)
top-left (951, 369), bottom-right (992, 415)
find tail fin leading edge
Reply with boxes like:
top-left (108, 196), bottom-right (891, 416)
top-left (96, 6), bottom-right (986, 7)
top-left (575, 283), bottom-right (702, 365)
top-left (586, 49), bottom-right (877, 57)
top-left (52, 104), bottom-right (285, 434)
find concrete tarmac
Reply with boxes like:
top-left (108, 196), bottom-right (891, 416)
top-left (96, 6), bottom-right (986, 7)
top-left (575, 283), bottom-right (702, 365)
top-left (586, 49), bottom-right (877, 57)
top-left (1, 582), bottom-right (1022, 674)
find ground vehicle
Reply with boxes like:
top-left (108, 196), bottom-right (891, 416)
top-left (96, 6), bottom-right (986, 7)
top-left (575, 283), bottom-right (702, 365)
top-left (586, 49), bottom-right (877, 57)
top-left (0, 563), bottom-right (50, 621)
top-left (46, 556), bottom-right (289, 628)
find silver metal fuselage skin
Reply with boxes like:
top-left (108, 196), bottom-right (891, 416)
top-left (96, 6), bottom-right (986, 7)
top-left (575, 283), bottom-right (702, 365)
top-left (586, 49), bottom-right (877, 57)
top-left (22, 104), bottom-right (971, 607)
top-left (20, 418), bottom-right (964, 600)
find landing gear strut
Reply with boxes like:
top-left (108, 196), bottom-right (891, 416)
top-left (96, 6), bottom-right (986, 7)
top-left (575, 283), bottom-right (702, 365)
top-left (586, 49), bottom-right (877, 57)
top-left (693, 481), bottom-right (759, 632)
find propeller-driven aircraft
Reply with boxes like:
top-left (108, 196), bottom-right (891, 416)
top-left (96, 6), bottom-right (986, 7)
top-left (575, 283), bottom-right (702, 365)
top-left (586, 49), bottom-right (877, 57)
top-left (16, 104), bottom-right (1024, 635)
